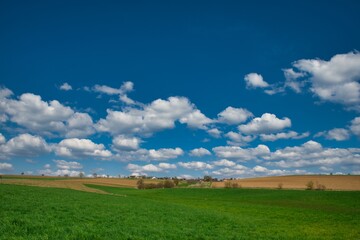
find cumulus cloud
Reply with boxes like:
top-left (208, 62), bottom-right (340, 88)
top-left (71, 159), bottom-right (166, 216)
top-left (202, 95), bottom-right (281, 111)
top-left (38, 168), bottom-right (82, 177)
top-left (225, 131), bottom-right (256, 146)
top-left (315, 128), bottom-right (350, 141)
top-left (213, 144), bottom-right (270, 161)
top-left (0, 92), bottom-right (73, 135)
top-left (218, 107), bottom-right (253, 125)
top-left (268, 140), bottom-right (360, 168)
top-left (212, 167), bottom-right (247, 176)
top-left (59, 83), bottom-right (73, 91)
top-left (212, 159), bottom-right (236, 167)
top-left (96, 96), bottom-right (212, 136)
top-left (0, 134), bottom-right (50, 159)
top-left (65, 112), bottom-right (95, 138)
top-left (148, 147), bottom-right (184, 160)
top-left (178, 161), bottom-right (213, 170)
top-left (53, 160), bottom-right (83, 170)
top-left (288, 51), bottom-right (360, 110)
top-left (282, 68), bottom-right (305, 93)
top-left (158, 163), bottom-right (177, 169)
top-left (126, 162), bottom-right (177, 174)
top-left (0, 89), bottom-right (95, 138)
top-left (189, 148), bottom-right (211, 157)
top-left (0, 133), bottom-right (5, 144)
top-left (55, 138), bottom-right (112, 159)
top-left (350, 117), bottom-right (360, 137)
top-left (238, 113), bottom-right (291, 135)
top-left (260, 131), bottom-right (310, 141)
top-left (244, 73), bottom-right (269, 89)
top-left (112, 147), bottom-right (184, 162)
top-left (0, 162), bottom-right (13, 171)
top-left (112, 135), bottom-right (141, 151)
top-left (207, 128), bottom-right (222, 138)
top-left (93, 81), bottom-right (137, 105)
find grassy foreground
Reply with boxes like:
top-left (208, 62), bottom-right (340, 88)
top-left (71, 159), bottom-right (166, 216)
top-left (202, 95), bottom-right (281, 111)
top-left (1, 184), bottom-right (359, 240)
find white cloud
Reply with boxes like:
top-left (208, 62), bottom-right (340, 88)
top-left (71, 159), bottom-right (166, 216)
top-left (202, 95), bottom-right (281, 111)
top-left (127, 163), bottom-right (162, 173)
top-left (189, 148), bottom-right (211, 157)
top-left (38, 168), bottom-right (82, 177)
top-left (180, 109), bottom-right (213, 129)
top-left (244, 73), bottom-right (269, 89)
top-left (112, 135), bottom-right (141, 151)
top-left (289, 51), bottom-right (360, 110)
top-left (0, 134), bottom-right (50, 159)
top-left (1, 93), bottom-right (73, 135)
top-left (207, 128), bottom-right (222, 138)
top-left (97, 96), bottom-right (212, 136)
top-left (65, 112), bottom-right (95, 138)
top-left (212, 159), bottom-right (236, 167)
top-left (148, 147), bottom-right (184, 160)
top-left (0, 133), bottom-right (5, 144)
top-left (350, 117), bottom-right (360, 137)
top-left (178, 161), bottom-right (213, 170)
top-left (238, 113), bottom-right (291, 135)
top-left (225, 131), bottom-right (256, 146)
top-left (55, 138), bottom-right (112, 159)
top-left (158, 163), bottom-right (177, 169)
top-left (0, 162), bottom-right (13, 171)
top-left (252, 165), bottom-right (268, 173)
top-left (44, 164), bottom-right (51, 169)
top-left (316, 128), bottom-right (350, 141)
top-left (59, 83), bottom-right (72, 91)
top-left (283, 68), bottom-right (305, 93)
top-left (0, 90), bottom-right (95, 138)
top-left (126, 162), bottom-right (176, 174)
top-left (54, 160), bottom-right (83, 170)
top-left (218, 107), bottom-right (253, 125)
top-left (260, 131), bottom-right (310, 141)
top-left (212, 167), bottom-right (247, 176)
top-left (93, 81), bottom-right (137, 105)
top-left (268, 140), bottom-right (360, 168)
top-left (213, 144), bottom-right (270, 161)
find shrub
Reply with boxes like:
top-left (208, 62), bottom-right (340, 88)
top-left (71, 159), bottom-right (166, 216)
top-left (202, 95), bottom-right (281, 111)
top-left (173, 178), bottom-right (179, 186)
top-left (232, 183), bottom-right (239, 188)
top-left (306, 181), bottom-right (314, 190)
top-left (277, 183), bottom-right (283, 190)
top-left (137, 179), bottom-right (145, 189)
top-left (156, 182), bottom-right (164, 189)
top-left (224, 181), bottom-right (232, 188)
top-left (316, 183), bottom-right (326, 191)
top-left (164, 180), bottom-right (175, 188)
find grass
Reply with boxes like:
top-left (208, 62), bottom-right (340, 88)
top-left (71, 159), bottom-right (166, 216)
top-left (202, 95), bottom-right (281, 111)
top-left (1, 184), bottom-right (359, 239)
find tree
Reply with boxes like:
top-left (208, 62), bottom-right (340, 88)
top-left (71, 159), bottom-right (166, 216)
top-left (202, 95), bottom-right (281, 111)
top-left (93, 173), bottom-right (97, 178)
top-left (79, 172), bottom-right (85, 178)
top-left (306, 181), bottom-right (314, 190)
top-left (203, 175), bottom-right (212, 182)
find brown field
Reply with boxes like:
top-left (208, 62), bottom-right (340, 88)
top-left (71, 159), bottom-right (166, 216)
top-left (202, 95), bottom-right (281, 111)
top-left (212, 175), bottom-right (360, 191)
top-left (0, 176), bottom-right (155, 194)
top-left (1, 175), bottom-right (360, 192)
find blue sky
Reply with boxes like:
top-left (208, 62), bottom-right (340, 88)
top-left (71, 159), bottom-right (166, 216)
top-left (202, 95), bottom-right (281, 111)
top-left (1, 0), bottom-right (360, 178)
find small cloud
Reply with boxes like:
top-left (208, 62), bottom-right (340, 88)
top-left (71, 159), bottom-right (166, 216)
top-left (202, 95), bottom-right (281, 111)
top-left (244, 73), bottom-right (269, 89)
top-left (189, 148), bottom-right (211, 157)
top-left (59, 83), bottom-right (73, 91)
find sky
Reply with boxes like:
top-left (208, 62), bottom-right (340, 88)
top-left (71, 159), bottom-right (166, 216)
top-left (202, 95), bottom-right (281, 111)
top-left (1, 0), bottom-right (360, 178)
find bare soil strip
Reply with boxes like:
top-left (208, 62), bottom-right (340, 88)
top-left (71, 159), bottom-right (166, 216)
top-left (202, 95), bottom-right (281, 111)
top-left (212, 175), bottom-right (360, 190)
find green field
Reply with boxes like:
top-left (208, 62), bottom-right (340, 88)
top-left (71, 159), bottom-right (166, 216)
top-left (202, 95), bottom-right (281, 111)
top-left (1, 184), bottom-right (359, 240)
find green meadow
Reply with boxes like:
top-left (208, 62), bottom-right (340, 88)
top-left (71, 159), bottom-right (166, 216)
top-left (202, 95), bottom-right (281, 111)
top-left (1, 184), bottom-right (359, 240)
